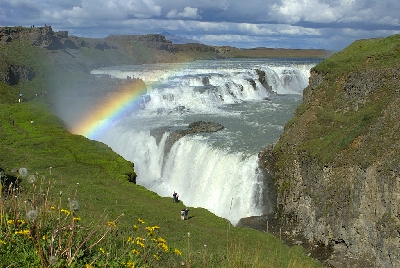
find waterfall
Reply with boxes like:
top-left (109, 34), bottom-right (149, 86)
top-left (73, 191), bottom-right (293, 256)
top-left (99, 125), bottom-right (267, 225)
top-left (81, 58), bottom-right (320, 225)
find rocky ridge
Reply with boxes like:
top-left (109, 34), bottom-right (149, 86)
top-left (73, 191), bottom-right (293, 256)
top-left (0, 25), bottom-right (330, 90)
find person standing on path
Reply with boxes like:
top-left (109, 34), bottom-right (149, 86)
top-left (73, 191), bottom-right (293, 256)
top-left (173, 191), bottom-right (179, 203)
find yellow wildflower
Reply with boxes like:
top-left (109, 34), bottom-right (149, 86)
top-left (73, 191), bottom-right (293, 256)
top-left (127, 236), bottom-right (133, 242)
top-left (133, 224), bottom-right (139, 231)
top-left (107, 221), bottom-right (116, 227)
top-left (125, 261), bottom-right (135, 268)
top-left (17, 219), bottom-right (25, 225)
top-left (74, 217), bottom-right (81, 221)
top-left (15, 230), bottom-right (30, 236)
top-left (51, 206), bottom-right (56, 210)
top-left (7, 219), bottom-right (14, 225)
top-left (137, 218), bottom-right (144, 224)
top-left (136, 241), bottom-right (145, 248)
top-left (100, 247), bottom-right (105, 254)
top-left (146, 231), bottom-right (154, 236)
top-left (158, 242), bottom-right (169, 252)
top-left (0, 239), bottom-right (6, 245)
top-left (131, 249), bottom-right (140, 255)
top-left (174, 249), bottom-right (182, 255)
top-left (86, 264), bottom-right (93, 268)
top-left (61, 209), bottom-right (71, 216)
top-left (153, 254), bottom-right (160, 261)
top-left (157, 237), bottom-right (166, 243)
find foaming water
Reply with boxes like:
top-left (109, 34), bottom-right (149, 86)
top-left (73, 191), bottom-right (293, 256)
top-left (87, 58), bottom-right (320, 224)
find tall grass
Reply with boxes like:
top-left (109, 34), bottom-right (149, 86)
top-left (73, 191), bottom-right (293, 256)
top-left (0, 167), bottom-right (321, 268)
top-left (0, 170), bottom-right (184, 267)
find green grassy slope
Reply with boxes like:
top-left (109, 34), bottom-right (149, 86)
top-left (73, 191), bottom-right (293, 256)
top-left (277, 34), bottom-right (400, 166)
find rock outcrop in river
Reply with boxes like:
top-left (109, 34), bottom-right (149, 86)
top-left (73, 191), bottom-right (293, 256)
top-left (151, 121), bottom-right (225, 156)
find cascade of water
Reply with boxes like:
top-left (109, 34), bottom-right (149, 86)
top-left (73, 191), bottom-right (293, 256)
top-left (90, 60), bottom-right (315, 105)
top-left (100, 124), bottom-right (267, 225)
top-left (86, 59), bottom-right (320, 225)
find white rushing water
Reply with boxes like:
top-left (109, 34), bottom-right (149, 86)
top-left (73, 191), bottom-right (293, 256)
top-left (89, 58), bottom-right (320, 225)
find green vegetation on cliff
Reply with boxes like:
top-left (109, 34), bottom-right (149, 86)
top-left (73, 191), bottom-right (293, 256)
top-left (315, 34), bottom-right (400, 77)
top-left (278, 34), bottom-right (400, 166)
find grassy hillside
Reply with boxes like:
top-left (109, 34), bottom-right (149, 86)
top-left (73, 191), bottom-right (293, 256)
top-left (278, 34), bottom-right (400, 165)
top-left (0, 32), bottom-right (322, 267)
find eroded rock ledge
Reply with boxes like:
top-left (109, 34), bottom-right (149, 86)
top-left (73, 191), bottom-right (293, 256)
top-left (151, 121), bottom-right (224, 156)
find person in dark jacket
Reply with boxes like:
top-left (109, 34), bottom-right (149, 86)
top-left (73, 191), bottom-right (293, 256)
top-left (173, 191), bottom-right (179, 203)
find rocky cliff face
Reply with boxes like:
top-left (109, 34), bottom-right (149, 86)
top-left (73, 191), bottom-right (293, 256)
top-left (259, 35), bottom-right (400, 267)
top-left (0, 26), bottom-right (74, 49)
top-left (0, 65), bottom-right (35, 86)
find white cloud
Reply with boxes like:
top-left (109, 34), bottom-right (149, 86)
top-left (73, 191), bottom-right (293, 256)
top-left (131, 0), bottom-right (162, 18)
top-left (199, 34), bottom-right (251, 43)
top-left (166, 10), bottom-right (178, 18)
top-left (377, 16), bottom-right (399, 26)
top-left (238, 24), bottom-right (275, 35)
top-left (269, 0), bottom-right (400, 27)
top-left (277, 25), bottom-right (321, 35)
top-left (270, 0), bottom-right (339, 24)
top-left (167, 6), bottom-right (201, 19)
top-left (45, 0), bottom-right (162, 22)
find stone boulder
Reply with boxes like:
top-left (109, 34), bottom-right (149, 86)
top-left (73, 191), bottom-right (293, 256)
top-left (255, 69), bottom-right (274, 93)
top-left (187, 121), bottom-right (225, 133)
top-left (152, 121), bottom-right (225, 156)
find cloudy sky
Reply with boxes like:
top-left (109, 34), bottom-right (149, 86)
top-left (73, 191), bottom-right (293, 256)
top-left (1, 0), bottom-right (399, 50)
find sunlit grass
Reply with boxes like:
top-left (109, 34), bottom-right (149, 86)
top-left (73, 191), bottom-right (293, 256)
top-left (0, 171), bottom-right (185, 267)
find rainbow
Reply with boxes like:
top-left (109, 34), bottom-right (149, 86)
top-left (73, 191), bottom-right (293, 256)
top-left (70, 61), bottom-right (195, 139)
top-left (70, 80), bottom-right (148, 139)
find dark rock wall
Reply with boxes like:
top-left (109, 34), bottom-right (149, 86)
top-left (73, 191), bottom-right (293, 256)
top-left (1, 65), bottom-right (35, 85)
